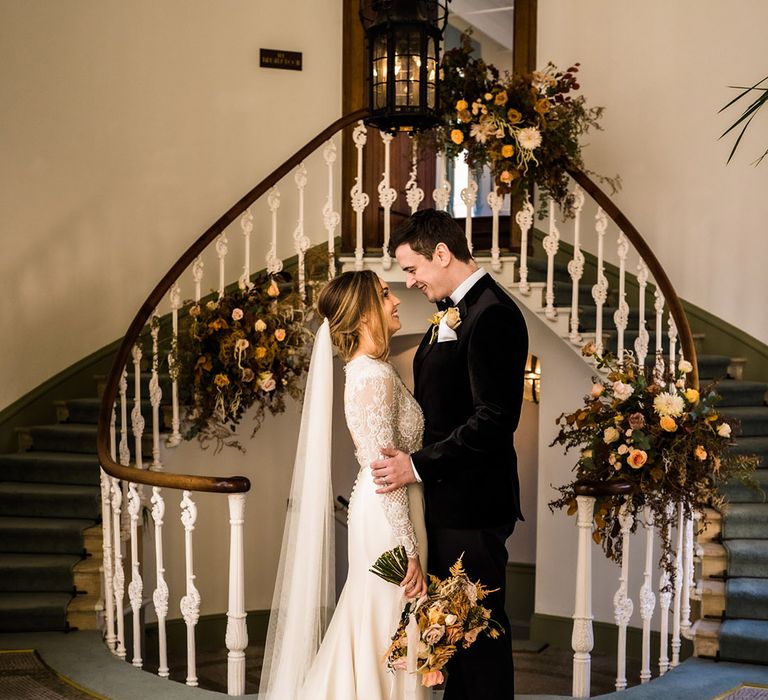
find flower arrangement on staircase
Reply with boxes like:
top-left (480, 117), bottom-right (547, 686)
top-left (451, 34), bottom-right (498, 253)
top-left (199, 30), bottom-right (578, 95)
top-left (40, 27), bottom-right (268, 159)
top-left (549, 344), bottom-right (758, 584)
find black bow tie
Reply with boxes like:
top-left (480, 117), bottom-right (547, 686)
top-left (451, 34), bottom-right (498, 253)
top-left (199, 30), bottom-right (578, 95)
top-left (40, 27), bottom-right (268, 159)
top-left (436, 298), bottom-right (452, 311)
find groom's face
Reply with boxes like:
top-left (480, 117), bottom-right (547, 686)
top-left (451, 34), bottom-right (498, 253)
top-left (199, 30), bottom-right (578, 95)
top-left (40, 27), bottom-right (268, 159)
top-left (395, 243), bottom-right (451, 303)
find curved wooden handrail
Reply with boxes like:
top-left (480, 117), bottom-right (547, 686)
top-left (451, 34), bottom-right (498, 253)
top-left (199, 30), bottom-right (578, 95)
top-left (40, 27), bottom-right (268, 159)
top-left (574, 479), bottom-right (634, 499)
top-left (567, 168), bottom-right (699, 391)
top-left (96, 108), bottom-right (371, 493)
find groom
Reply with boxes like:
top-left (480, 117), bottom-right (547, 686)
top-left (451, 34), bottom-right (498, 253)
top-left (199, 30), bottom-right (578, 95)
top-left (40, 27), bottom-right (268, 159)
top-left (372, 208), bottom-right (528, 699)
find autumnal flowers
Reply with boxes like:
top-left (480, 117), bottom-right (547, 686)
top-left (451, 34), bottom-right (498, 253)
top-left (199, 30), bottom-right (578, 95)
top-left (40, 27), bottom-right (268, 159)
top-left (173, 274), bottom-right (313, 451)
top-left (549, 346), bottom-right (757, 581)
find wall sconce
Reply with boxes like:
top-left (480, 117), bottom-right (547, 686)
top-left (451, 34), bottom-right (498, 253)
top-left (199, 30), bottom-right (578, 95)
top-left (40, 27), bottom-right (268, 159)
top-left (360, 0), bottom-right (451, 133)
top-left (524, 354), bottom-right (541, 404)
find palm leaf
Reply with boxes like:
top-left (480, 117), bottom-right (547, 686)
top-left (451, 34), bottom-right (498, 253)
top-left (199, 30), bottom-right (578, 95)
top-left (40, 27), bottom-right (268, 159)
top-left (719, 75), bottom-right (768, 165)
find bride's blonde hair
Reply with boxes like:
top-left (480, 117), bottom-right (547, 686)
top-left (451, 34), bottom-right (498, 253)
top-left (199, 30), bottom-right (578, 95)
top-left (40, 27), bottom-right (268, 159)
top-left (317, 270), bottom-right (390, 362)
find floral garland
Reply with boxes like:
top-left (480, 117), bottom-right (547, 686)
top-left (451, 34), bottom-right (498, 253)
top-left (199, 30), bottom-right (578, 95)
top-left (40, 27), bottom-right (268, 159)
top-left (432, 32), bottom-right (619, 216)
top-left (173, 274), bottom-right (314, 451)
top-left (549, 344), bottom-right (758, 586)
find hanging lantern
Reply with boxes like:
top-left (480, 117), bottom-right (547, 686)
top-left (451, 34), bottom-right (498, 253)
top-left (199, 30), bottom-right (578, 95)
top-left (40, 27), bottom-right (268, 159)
top-left (360, 0), bottom-right (451, 133)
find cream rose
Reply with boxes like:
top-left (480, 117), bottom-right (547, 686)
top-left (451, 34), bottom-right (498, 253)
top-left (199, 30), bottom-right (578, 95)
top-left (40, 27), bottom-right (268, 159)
top-left (591, 383), bottom-right (605, 398)
top-left (717, 423), bottom-right (732, 438)
top-left (231, 308), bottom-right (243, 321)
top-left (274, 328), bottom-right (286, 342)
top-left (604, 427), bottom-right (620, 444)
top-left (444, 307), bottom-right (462, 330)
top-left (423, 624), bottom-right (445, 645)
top-left (678, 359), bottom-right (693, 374)
top-left (254, 319), bottom-right (267, 332)
top-left (612, 381), bottom-right (634, 402)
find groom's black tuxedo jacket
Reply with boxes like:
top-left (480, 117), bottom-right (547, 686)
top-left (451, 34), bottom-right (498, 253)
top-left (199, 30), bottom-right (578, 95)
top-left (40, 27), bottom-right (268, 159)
top-left (412, 273), bottom-right (528, 530)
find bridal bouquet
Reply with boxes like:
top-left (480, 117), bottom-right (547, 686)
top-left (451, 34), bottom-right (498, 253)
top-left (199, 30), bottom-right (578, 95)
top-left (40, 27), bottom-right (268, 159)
top-left (371, 548), bottom-right (502, 687)
top-left (549, 344), bottom-right (758, 584)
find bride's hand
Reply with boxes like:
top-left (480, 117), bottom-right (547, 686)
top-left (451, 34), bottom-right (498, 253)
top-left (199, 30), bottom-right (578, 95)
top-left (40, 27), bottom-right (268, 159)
top-left (401, 555), bottom-right (427, 599)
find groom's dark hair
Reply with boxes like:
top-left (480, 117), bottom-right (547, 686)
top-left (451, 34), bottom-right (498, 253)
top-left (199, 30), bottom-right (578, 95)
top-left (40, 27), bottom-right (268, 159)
top-left (388, 208), bottom-right (473, 262)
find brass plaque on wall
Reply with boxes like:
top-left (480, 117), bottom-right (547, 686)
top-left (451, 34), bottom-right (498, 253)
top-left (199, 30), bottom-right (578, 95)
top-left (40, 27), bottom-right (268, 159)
top-left (259, 49), bottom-right (302, 71)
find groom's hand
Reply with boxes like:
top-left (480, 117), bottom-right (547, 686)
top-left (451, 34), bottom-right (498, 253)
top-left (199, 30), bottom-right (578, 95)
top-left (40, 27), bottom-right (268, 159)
top-left (371, 448), bottom-right (416, 493)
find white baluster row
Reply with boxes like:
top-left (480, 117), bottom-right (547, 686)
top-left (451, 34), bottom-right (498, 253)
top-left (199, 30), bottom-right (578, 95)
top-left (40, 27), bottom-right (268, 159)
top-left (567, 187), bottom-right (586, 345)
top-left (378, 132), bottom-right (396, 269)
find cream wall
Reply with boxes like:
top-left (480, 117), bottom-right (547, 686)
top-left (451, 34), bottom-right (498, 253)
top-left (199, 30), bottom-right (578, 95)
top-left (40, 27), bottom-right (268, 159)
top-left (538, 0), bottom-right (768, 344)
top-left (0, 0), bottom-right (342, 409)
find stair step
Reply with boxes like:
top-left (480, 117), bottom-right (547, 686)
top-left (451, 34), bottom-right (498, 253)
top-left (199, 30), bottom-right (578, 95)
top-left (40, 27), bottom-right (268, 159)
top-left (697, 355), bottom-right (732, 381)
top-left (0, 516), bottom-right (95, 555)
top-left (19, 423), bottom-right (154, 456)
top-left (719, 407), bottom-right (768, 438)
top-left (723, 539), bottom-right (768, 578)
top-left (73, 555), bottom-right (102, 596)
top-left (0, 451), bottom-right (99, 486)
top-left (0, 553), bottom-right (81, 592)
top-left (700, 579), bottom-right (725, 617)
top-left (722, 503), bottom-right (768, 539)
top-left (698, 508), bottom-right (722, 542)
top-left (0, 592), bottom-right (72, 632)
top-left (726, 578), bottom-right (768, 620)
top-left (0, 482), bottom-right (100, 520)
top-left (66, 592), bottom-right (101, 630)
top-left (691, 617), bottom-right (720, 658)
top-left (714, 380), bottom-right (768, 408)
top-left (726, 436), bottom-right (768, 469)
top-left (721, 469), bottom-right (768, 503)
top-left (719, 618), bottom-right (768, 664)
top-left (82, 524), bottom-right (103, 555)
top-left (697, 541), bottom-right (727, 578)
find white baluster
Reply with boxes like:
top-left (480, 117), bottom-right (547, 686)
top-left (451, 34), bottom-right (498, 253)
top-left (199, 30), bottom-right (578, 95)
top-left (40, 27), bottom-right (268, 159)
top-left (239, 208), bottom-right (253, 289)
top-left (100, 468), bottom-right (116, 653)
top-left (487, 188), bottom-right (504, 272)
top-left (266, 187), bottom-right (283, 276)
top-left (293, 163), bottom-right (310, 300)
top-left (614, 231), bottom-right (630, 360)
top-left (322, 140), bottom-right (340, 278)
top-left (111, 477), bottom-right (126, 659)
top-left (432, 152), bottom-right (451, 211)
top-left (671, 504), bottom-right (684, 668)
top-left (378, 132), bottom-right (397, 270)
top-left (460, 172), bottom-right (478, 254)
top-left (635, 260), bottom-right (650, 370)
top-left (151, 487), bottom-right (170, 678)
top-left (127, 482), bottom-right (143, 668)
top-left (568, 186), bottom-right (586, 344)
top-left (613, 502), bottom-right (634, 691)
top-left (681, 514), bottom-right (694, 639)
top-left (167, 283), bottom-right (182, 447)
top-left (543, 200), bottom-right (560, 321)
top-left (350, 123), bottom-right (369, 272)
top-left (639, 506), bottom-right (656, 683)
top-left (516, 196), bottom-right (533, 295)
top-left (131, 344), bottom-right (145, 470)
top-left (572, 495), bottom-right (595, 699)
top-left (668, 316), bottom-right (678, 373)
top-left (216, 233), bottom-right (228, 299)
top-left (149, 315), bottom-right (163, 470)
top-left (658, 503), bottom-right (674, 676)
top-left (592, 208), bottom-right (609, 356)
top-left (192, 256), bottom-right (204, 303)
top-left (226, 494), bottom-right (248, 696)
top-left (180, 491), bottom-right (201, 687)
top-left (118, 369), bottom-right (130, 468)
top-left (404, 138), bottom-right (425, 215)
top-left (653, 287), bottom-right (666, 384)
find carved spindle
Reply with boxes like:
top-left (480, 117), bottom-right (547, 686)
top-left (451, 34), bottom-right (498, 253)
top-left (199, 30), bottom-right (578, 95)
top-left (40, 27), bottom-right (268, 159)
top-left (127, 482), bottom-right (143, 668)
top-left (192, 255), bottom-right (204, 303)
top-left (613, 501), bottom-right (634, 691)
top-left (167, 283), bottom-right (182, 447)
top-left (378, 132), bottom-right (397, 270)
top-left (668, 316), bottom-right (678, 373)
top-left (639, 506), bottom-right (656, 683)
top-left (572, 495), bottom-right (595, 698)
top-left (516, 196), bottom-right (533, 295)
top-left (111, 477), bottom-right (126, 659)
top-left (322, 140), bottom-right (340, 278)
top-left (460, 172), bottom-right (477, 253)
top-left (226, 494), bottom-right (248, 695)
top-left (568, 186), bottom-right (586, 344)
top-left (149, 315), bottom-right (163, 470)
top-left (293, 164), bottom-right (310, 300)
top-left (681, 513), bottom-right (694, 639)
top-left (239, 208), bottom-right (254, 289)
top-left (671, 505), bottom-right (685, 668)
top-left (118, 369), bottom-right (130, 468)
top-left (543, 200), bottom-right (560, 321)
top-left (151, 487), bottom-right (170, 678)
top-left (350, 123), bottom-right (369, 271)
top-left (432, 152), bottom-right (451, 211)
top-left (266, 187), bottom-right (283, 276)
top-left (658, 503), bottom-right (674, 676)
top-left (487, 188), bottom-right (504, 272)
top-left (592, 208), bottom-right (609, 356)
top-left (614, 231), bottom-right (630, 359)
top-left (100, 468), bottom-right (116, 652)
top-left (180, 491), bottom-right (201, 687)
top-left (653, 287), bottom-right (666, 384)
top-left (635, 260), bottom-right (650, 370)
top-left (215, 233), bottom-right (228, 299)
top-left (131, 344), bottom-right (145, 470)
top-left (404, 138), bottom-right (424, 215)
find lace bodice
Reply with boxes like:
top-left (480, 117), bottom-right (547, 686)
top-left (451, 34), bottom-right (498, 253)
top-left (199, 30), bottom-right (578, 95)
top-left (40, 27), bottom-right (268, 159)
top-left (344, 356), bottom-right (424, 557)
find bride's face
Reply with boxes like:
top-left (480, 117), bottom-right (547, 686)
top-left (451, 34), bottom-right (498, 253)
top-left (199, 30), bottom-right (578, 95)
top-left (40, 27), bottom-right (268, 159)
top-left (378, 277), bottom-right (401, 336)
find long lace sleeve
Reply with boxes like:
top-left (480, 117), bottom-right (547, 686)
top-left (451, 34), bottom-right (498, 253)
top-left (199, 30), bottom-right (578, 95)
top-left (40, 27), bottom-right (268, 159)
top-left (346, 364), bottom-right (419, 558)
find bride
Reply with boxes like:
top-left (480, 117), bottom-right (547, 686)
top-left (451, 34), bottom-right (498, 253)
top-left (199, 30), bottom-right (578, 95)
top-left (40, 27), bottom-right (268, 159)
top-left (259, 270), bottom-right (429, 700)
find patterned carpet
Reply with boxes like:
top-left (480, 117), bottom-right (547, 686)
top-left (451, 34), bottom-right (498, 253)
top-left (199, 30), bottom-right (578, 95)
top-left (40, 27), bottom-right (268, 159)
top-left (0, 650), bottom-right (106, 700)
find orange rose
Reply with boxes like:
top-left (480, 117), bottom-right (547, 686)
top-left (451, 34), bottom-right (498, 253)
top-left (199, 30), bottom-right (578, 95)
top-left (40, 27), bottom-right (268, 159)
top-left (494, 90), bottom-right (508, 106)
top-left (534, 98), bottom-right (551, 114)
top-left (274, 328), bottom-right (286, 342)
top-left (456, 99), bottom-right (469, 112)
top-left (507, 108), bottom-right (522, 124)
top-left (267, 279), bottom-right (280, 297)
top-left (422, 670), bottom-right (444, 688)
top-left (214, 373), bottom-right (230, 388)
top-left (458, 109), bottom-right (472, 123)
top-left (254, 346), bottom-right (267, 360)
top-left (501, 144), bottom-right (515, 158)
top-left (660, 415), bottom-right (677, 432)
top-left (499, 170), bottom-right (512, 183)
top-left (450, 129), bottom-right (464, 145)
top-left (627, 449), bottom-right (648, 469)
top-left (695, 445), bottom-right (708, 461)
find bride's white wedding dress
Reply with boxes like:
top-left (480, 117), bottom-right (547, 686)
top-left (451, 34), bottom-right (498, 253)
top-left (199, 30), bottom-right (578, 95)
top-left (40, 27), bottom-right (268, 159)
top-left (300, 355), bottom-right (428, 700)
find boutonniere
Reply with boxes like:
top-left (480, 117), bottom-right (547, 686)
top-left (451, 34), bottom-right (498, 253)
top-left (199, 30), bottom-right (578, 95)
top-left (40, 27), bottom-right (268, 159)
top-left (428, 306), bottom-right (462, 344)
